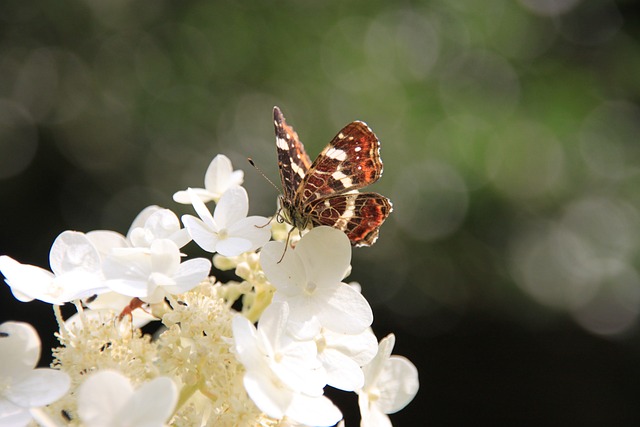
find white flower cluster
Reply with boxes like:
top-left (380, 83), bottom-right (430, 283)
top-left (0, 154), bottom-right (419, 427)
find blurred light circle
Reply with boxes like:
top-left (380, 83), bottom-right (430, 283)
top-left (485, 120), bottom-right (564, 202)
top-left (561, 196), bottom-right (639, 260)
top-left (364, 10), bottom-right (440, 82)
top-left (0, 99), bottom-right (38, 179)
top-left (11, 48), bottom-right (92, 124)
top-left (571, 261), bottom-right (640, 336)
top-left (579, 101), bottom-right (640, 181)
top-left (12, 48), bottom-right (58, 122)
top-left (439, 49), bottom-right (520, 123)
top-left (427, 115), bottom-right (492, 190)
top-left (392, 160), bottom-right (468, 242)
top-left (509, 223), bottom-right (601, 310)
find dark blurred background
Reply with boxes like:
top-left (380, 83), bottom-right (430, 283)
top-left (2, 0), bottom-right (640, 425)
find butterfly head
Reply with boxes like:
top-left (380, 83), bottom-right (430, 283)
top-left (278, 194), bottom-right (312, 232)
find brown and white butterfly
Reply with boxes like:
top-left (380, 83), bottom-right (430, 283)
top-left (273, 106), bottom-right (392, 246)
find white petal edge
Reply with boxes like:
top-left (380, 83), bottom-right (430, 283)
top-left (5, 369), bottom-right (70, 408)
top-left (119, 377), bottom-right (178, 427)
top-left (375, 356), bottom-right (420, 414)
top-left (181, 215), bottom-right (219, 253)
top-left (316, 283), bottom-right (373, 334)
top-left (286, 393), bottom-right (343, 427)
top-left (212, 186), bottom-right (249, 228)
top-left (77, 370), bottom-right (133, 427)
top-left (166, 258), bottom-right (211, 294)
top-left (0, 322), bottom-right (40, 375)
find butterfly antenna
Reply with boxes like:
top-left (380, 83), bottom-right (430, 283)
top-left (278, 227), bottom-right (295, 263)
top-left (248, 158), bottom-right (281, 195)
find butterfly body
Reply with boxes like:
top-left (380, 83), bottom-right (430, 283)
top-left (273, 107), bottom-right (392, 246)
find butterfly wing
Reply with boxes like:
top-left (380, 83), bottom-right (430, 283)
top-left (307, 192), bottom-right (393, 246)
top-left (273, 106), bottom-right (312, 201)
top-left (295, 121), bottom-right (384, 206)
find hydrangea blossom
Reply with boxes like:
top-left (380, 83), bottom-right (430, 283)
top-left (173, 154), bottom-right (244, 204)
top-left (0, 230), bottom-right (108, 305)
top-left (77, 370), bottom-right (178, 427)
top-left (316, 327), bottom-right (378, 392)
top-left (357, 334), bottom-right (420, 427)
top-left (182, 186), bottom-right (271, 257)
top-left (0, 151), bottom-right (419, 427)
top-left (260, 226), bottom-right (373, 339)
top-left (126, 205), bottom-right (191, 249)
top-left (0, 321), bottom-right (70, 427)
top-left (232, 302), bottom-right (342, 426)
top-left (103, 239), bottom-right (211, 304)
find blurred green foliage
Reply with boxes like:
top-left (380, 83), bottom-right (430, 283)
top-left (2, 0), bottom-right (640, 424)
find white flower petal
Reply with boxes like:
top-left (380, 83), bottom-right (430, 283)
top-left (77, 370), bottom-right (134, 427)
top-left (363, 334), bottom-right (395, 387)
top-left (258, 303), bottom-right (325, 395)
top-left (86, 230), bottom-right (129, 256)
top-left (0, 256), bottom-right (55, 303)
top-left (316, 283), bottom-right (373, 334)
top-left (0, 322), bottom-right (40, 374)
top-left (5, 369), bottom-right (70, 408)
top-left (232, 315), bottom-right (263, 368)
top-left (182, 215), bottom-right (219, 253)
top-left (286, 393), bottom-right (343, 427)
top-left (105, 279), bottom-right (149, 298)
top-left (127, 205), bottom-right (162, 233)
top-left (204, 154), bottom-right (244, 196)
top-left (320, 348), bottom-right (364, 391)
top-left (272, 293), bottom-right (322, 340)
top-left (295, 226), bottom-right (351, 287)
top-left (187, 188), bottom-right (218, 229)
top-left (242, 370), bottom-right (291, 420)
top-left (120, 377), bottom-right (178, 427)
top-left (270, 343), bottom-right (325, 396)
top-left (260, 241), bottom-right (307, 294)
top-left (49, 231), bottom-right (101, 276)
top-left (227, 216), bottom-right (272, 251)
top-left (129, 208), bottom-right (188, 248)
top-left (149, 240), bottom-right (180, 276)
top-left (103, 248), bottom-right (150, 289)
top-left (375, 356), bottom-right (420, 414)
top-left (324, 328), bottom-right (378, 366)
top-left (166, 258), bottom-right (211, 294)
top-left (173, 187), bottom-right (214, 204)
top-left (0, 399), bottom-right (31, 427)
top-left (256, 301), bottom-right (289, 346)
top-left (358, 394), bottom-right (392, 427)
top-left (52, 271), bottom-right (108, 301)
top-left (168, 228), bottom-right (192, 248)
top-left (213, 186), bottom-right (249, 228)
top-left (215, 237), bottom-right (252, 257)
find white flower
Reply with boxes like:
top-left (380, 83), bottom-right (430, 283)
top-left (77, 370), bottom-right (177, 427)
top-left (0, 231), bottom-right (109, 305)
top-left (0, 322), bottom-right (70, 427)
top-left (260, 226), bottom-right (373, 339)
top-left (182, 186), bottom-right (271, 257)
top-left (127, 206), bottom-right (191, 248)
top-left (232, 302), bottom-right (342, 427)
top-left (103, 239), bottom-right (211, 304)
top-left (173, 154), bottom-right (244, 204)
top-left (87, 206), bottom-right (190, 252)
top-left (357, 334), bottom-right (419, 427)
top-left (316, 327), bottom-right (378, 392)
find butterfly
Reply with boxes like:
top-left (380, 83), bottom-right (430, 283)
top-left (273, 106), bottom-right (392, 246)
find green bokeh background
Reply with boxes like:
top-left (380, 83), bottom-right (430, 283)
top-left (2, 0), bottom-right (640, 425)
